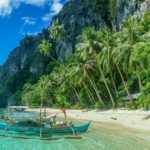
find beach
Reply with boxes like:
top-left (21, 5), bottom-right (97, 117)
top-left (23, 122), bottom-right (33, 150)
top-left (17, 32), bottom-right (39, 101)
top-left (29, 108), bottom-right (150, 131)
top-left (1, 108), bottom-right (150, 150)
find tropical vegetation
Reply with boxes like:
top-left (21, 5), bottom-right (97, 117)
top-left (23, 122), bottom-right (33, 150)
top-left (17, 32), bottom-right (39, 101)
top-left (21, 11), bottom-right (150, 110)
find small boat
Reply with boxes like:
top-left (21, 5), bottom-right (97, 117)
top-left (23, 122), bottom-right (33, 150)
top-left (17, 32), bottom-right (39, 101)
top-left (0, 106), bottom-right (91, 140)
top-left (0, 121), bottom-right (91, 134)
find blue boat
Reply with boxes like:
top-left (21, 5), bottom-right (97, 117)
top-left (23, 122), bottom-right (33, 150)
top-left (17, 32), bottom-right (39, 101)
top-left (0, 107), bottom-right (91, 139)
top-left (0, 121), bottom-right (91, 134)
top-left (41, 121), bottom-right (91, 134)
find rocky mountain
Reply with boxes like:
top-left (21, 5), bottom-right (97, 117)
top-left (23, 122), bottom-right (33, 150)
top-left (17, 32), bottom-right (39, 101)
top-left (0, 0), bottom-right (149, 107)
top-left (55, 0), bottom-right (149, 59)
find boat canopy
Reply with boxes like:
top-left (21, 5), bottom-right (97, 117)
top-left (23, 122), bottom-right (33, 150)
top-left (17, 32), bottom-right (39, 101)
top-left (8, 106), bottom-right (28, 111)
top-left (9, 111), bottom-right (38, 120)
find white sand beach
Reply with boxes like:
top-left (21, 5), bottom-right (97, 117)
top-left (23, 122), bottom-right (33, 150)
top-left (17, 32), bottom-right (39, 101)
top-left (30, 108), bottom-right (150, 132)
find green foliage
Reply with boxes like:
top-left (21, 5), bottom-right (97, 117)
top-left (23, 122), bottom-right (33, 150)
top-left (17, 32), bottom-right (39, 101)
top-left (124, 101), bottom-right (138, 110)
top-left (138, 82), bottom-right (150, 110)
top-left (21, 11), bottom-right (150, 109)
top-left (49, 19), bottom-right (64, 40)
top-left (38, 39), bottom-right (52, 57)
top-left (108, 0), bottom-right (117, 21)
top-left (1, 9), bottom-right (149, 110)
top-left (55, 94), bottom-right (70, 108)
top-left (0, 86), bottom-right (10, 107)
top-left (72, 103), bottom-right (82, 109)
top-left (22, 83), bottom-right (41, 106)
top-left (94, 102), bottom-right (103, 109)
top-left (116, 100), bottom-right (125, 108)
top-left (142, 10), bottom-right (150, 32)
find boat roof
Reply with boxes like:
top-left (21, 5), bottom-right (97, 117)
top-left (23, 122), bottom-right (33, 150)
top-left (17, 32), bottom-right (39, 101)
top-left (8, 106), bottom-right (28, 109)
top-left (8, 106), bottom-right (28, 111)
top-left (9, 111), bottom-right (38, 120)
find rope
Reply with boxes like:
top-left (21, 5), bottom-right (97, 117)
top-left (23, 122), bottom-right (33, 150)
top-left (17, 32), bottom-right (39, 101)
top-left (3, 124), bottom-right (9, 136)
top-left (70, 126), bottom-right (75, 136)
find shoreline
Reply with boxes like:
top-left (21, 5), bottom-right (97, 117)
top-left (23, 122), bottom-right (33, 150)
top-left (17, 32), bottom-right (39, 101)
top-left (29, 108), bottom-right (150, 132)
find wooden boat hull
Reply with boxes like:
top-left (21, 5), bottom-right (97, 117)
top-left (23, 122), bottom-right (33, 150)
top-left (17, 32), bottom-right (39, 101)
top-left (0, 121), bottom-right (91, 134)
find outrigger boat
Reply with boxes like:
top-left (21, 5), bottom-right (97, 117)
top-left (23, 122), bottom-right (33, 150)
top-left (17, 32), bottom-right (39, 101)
top-left (0, 106), bottom-right (91, 140)
top-left (0, 120), bottom-right (91, 134)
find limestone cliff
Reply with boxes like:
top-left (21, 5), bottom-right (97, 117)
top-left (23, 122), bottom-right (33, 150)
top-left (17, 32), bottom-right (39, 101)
top-left (0, 0), bottom-right (149, 106)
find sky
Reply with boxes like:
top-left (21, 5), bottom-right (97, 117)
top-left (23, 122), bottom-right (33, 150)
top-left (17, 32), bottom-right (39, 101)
top-left (0, 0), bottom-right (67, 65)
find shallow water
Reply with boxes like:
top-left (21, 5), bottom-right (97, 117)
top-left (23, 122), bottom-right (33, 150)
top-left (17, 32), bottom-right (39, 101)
top-left (0, 121), bottom-right (150, 150)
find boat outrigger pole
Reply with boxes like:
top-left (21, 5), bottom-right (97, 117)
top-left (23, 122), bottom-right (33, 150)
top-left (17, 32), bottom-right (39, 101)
top-left (3, 101), bottom-right (11, 136)
top-left (39, 100), bottom-right (43, 137)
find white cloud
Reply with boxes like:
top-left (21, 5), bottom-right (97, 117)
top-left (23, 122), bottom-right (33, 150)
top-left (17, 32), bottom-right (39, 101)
top-left (0, 0), bottom-right (52, 16)
top-left (21, 31), bottom-right (38, 36)
top-left (24, 0), bottom-right (48, 7)
top-left (21, 17), bottom-right (36, 25)
top-left (42, 0), bottom-right (63, 21)
top-left (42, 13), bottom-right (52, 21)
top-left (20, 16), bottom-right (37, 36)
top-left (0, 0), bottom-right (64, 17)
top-left (52, 0), bottom-right (63, 14)
top-left (0, 0), bottom-right (12, 16)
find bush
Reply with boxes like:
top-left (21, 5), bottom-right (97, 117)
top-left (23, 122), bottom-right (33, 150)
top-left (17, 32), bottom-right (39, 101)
top-left (137, 82), bottom-right (150, 110)
top-left (94, 102), bottom-right (103, 109)
top-left (116, 100), bottom-right (126, 108)
top-left (72, 103), bottom-right (82, 109)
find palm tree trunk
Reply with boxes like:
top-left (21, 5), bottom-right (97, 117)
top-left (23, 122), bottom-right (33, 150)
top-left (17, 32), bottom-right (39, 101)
top-left (48, 93), bottom-right (53, 106)
top-left (115, 63), bottom-right (132, 101)
top-left (136, 64), bottom-right (142, 92)
top-left (84, 67), bottom-right (105, 107)
top-left (137, 73), bottom-right (142, 92)
top-left (110, 72), bottom-right (119, 98)
top-left (49, 55), bottom-right (62, 66)
top-left (99, 66), bottom-right (115, 107)
top-left (84, 87), bottom-right (94, 105)
top-left (71, 86), bottom-right (83, 106)
top-left (71, 90), bottom-right (78, 104)
top-left (71, 87), bottom-right (80, 104)
top-left (88, 75), bottom-right (105, 107)
top-left (83, 81), bottom-right (96, 104)
top-left (39, 100), bottom-right (43, 137)
top-left (82, 82), bottom-right (95, 105)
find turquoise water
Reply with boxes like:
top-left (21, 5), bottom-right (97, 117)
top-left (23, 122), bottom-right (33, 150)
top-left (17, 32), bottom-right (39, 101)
top-left (0, 121), bottom-right (150, 150)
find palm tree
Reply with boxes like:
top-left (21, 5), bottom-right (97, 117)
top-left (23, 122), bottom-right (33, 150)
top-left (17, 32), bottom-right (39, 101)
top-left (96, 28), bottom-right (118, 106)
top-left (38, 39), bottom-right (55, 60)
top-left (59, 61), bottom-right (84, 106)
top-left (82, 81), bottom-right (96, 105)
top-left (112, 42), bottom-right (133, 101)
top-left (66, 55), bottom-right (94, 106)
top-left (123, 18), bottom-right (144, 92)
top-left (38, 76), bottom-right (51, 105)
top-left (39, 19), bottom-right (64, 64)
top-left (76, 27), bottom-right (99, 61)
top-left (132, 41), bottom-right (150, 90)
top-left (77, 27), bottom-right (115, 107)
top-left (97, 28), bottom-right (119, 97)
top-left (49, 19), bottom-right (64, 41)
top-left (67, 54), bottom-right (105, 107)
top-left (79, 58), bottom-right (106, 107)
top-left (117, 17), bottom-right (143, 93)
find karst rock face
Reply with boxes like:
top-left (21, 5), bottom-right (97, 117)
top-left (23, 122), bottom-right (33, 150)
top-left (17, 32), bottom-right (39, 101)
top-left (0, 0), bottom-right (149, 106)
top-left (54, 0), bottom-right (149, 60)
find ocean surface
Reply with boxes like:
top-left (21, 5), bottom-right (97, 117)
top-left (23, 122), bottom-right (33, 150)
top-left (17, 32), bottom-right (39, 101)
top-left (0, 120), bottom-right (150, 150)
